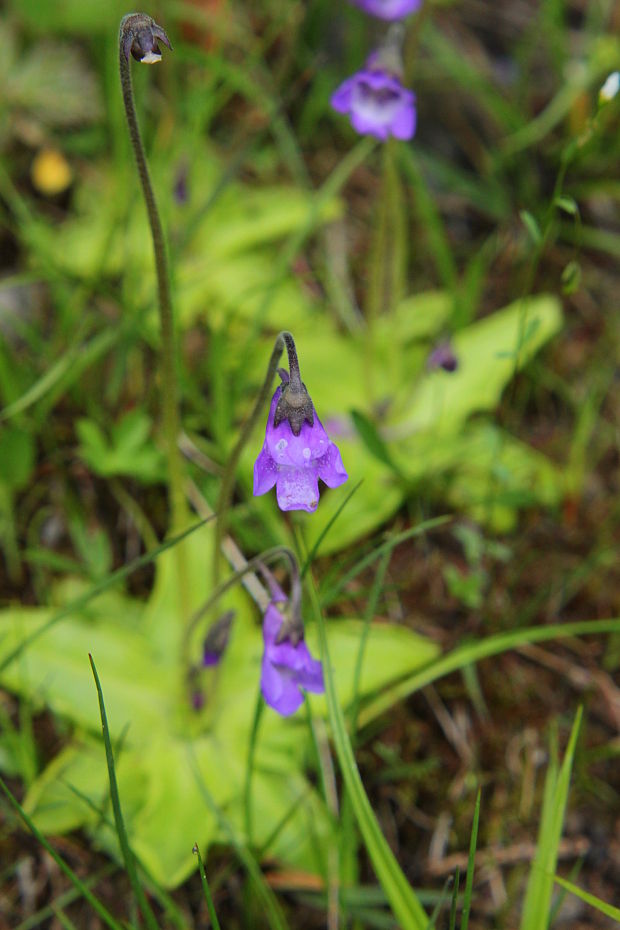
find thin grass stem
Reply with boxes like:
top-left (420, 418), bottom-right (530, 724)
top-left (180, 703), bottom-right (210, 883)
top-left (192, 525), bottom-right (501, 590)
top-left (89, 654), bottom-right (159, 930)
top-left (193, 844), bottom-right (223, 930)
top-left (0, 776), bottom-right (124, 930)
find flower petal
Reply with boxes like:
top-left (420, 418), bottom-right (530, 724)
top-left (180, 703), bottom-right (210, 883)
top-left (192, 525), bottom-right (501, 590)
top-left (351, 0), bottom-right (422, 19)
top-left (261, 654), bottom-right (305, 716)
top-left (294, 643), bottom-right (325, 693)
top-left (317, 443), bottom-right (349, 489)
top-left (330, 78), bottom-right (355, 113)
top-left (253, 447), bottom-right (277, 496)
top-left (350, 110), bottom-right (389, 139)
top-left (275, 467), bottom-right (320, 513)
top-left (391, 101), bottom-right (416, 140)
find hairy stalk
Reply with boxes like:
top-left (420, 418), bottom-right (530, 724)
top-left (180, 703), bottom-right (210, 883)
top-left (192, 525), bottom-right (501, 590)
top-left (118, 15), bottom-right (187, 534)
top-left (213, 330), bottom-right (300, 583)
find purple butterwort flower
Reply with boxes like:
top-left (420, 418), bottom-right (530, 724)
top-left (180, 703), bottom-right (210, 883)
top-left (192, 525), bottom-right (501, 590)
top-left (331, 68), bottom-right (416, 141)
top-left (261, 600), bottom-right (324, 716)
top-left (350, 0), bottom-right (422, 19)
top-left (253, 385), bottom-right (348, 513)
top-left (427, 340), bottom-right (459, 373)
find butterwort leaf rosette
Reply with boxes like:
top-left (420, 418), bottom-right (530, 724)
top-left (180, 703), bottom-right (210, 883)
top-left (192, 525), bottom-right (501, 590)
top-left (331, 65), bottom-right (416, 141)
top-left (253, 381), bottom-right (348, 513)
top-left (350, 0), bottom-right (422, 19)
top-left (261, 598), bottom-right (324, 716)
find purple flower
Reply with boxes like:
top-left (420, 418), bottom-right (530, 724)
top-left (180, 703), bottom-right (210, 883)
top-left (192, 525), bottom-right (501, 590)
top-left (261, 601), bottom-right (324, 716)
top-left (331, 68), bottom-right (416, 141)
top-left (427, 340), bottom-right (459, 373)
top-left (253, 386), bottom-right (348, 513)
top-left (350, 0), bottom-right (422, 19)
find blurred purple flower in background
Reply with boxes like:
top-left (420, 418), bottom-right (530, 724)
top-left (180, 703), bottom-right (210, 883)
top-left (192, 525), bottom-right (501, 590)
top-left (331, 68), bottom-right (416, 141)
top-left (253, 385), bottom-right (348, 513)
top-left (427, 340), bottom-right (459, 373)
top-left (350, 0), bottom-right (422, 19)
top-left (261, 600), bottom-right (324, 716)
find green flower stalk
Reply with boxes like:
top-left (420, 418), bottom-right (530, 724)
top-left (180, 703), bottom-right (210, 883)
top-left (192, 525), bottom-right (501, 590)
top-left (119, 13), bottom-right (187, 534)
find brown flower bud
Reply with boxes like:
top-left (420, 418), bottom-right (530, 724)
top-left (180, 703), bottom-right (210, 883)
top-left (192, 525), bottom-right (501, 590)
top-left (120, 13), bottom-right (172, 64)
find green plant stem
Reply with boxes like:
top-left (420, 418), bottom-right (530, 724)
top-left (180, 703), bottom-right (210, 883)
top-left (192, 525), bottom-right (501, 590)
top-left (244, 688), bottom-right (264, 847)
top-left (213, 330), bottom-right (294, 583)
top-left (118, 23), bottom-right (187, 535)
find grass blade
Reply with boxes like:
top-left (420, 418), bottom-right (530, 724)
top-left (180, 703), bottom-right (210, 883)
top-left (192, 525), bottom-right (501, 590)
top-left (425, 875), bottom-right (455, 930)
top-left (301, 480), bottom-right (363, 577)
top-left (553, 875), bottom-right (620, 922)
top-left (89, 654), bottom-right (159, 930)
top-left (193, 844), bottom-right (223, 930)
top-left (321, 516), bottom-right (450, 606)
top-left (448, 868), bottom-right (460, 930)
top-left (461, 790), bottom-right (481, 930)
top-left (0, 775), bottom-right (124, 930)
top-left (519, 706), bottom-right (583, 930)
top-left (244, 687), bottom-right (265, 845)
top-left (188, 748), bottom-right (290, 930)
top-left (308, 578), bottom-right (428, 930)
top-left (360, 619), bottom-right (620, 724)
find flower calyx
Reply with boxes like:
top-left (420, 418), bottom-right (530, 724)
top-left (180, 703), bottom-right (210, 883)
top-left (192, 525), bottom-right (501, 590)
top-left (273, 369), bottom-right (315, 437)
top-left (272, 598), bottom-right (305, 647)
top-left (121, 13), bottom-right (172, 64)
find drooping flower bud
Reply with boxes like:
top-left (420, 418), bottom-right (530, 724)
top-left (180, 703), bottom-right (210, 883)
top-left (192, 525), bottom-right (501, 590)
top-left (427, 339), bottom-right (459, 373)
top-left (121, 13), bottom-right (172, 64)
top-left (202, 610), bottom-right (235, 666)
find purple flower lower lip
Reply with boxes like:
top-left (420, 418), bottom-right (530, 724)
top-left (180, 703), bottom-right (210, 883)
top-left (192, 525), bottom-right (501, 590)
top-left (350, 0), bottom-right (422, 18)
top-left (261, 601), bottom-right (324, 716)
top-left (330, 68), bottom-right (416, 142)
top-left (253, 386), bottom-right (348, 513)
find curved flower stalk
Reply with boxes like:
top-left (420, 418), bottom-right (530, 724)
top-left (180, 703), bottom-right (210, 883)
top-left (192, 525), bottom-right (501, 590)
top-left (350, 0), bottom-right (422, 20)
top-left (253, 335), bottom-right (348, 512)
top-left (118, 14), bottom-right (187, 534)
